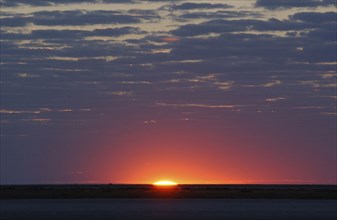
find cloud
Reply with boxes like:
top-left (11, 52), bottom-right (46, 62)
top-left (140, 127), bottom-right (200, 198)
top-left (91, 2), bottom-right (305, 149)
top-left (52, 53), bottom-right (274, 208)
top-left (170, 3), bottom-right (233, 10)
top-left (0, 0), bottom-right (136, 7)
top-left (262, 80), bottom-right (282, 87)
top-left (266, 97), bottom-right (287, 102)
top-left (1, 10), bottom-right (159, 27)
top-left (177, 11), bottom-right (262, 20)
top-left (321, 112), bottom-right (337, 116)
top-left (0, 109), bottom-right (41, 114)
top-left (1, 1), bottom-right (335, 122)
top-left (105, 91), bottom-right (133, 96)
top-left (171, 18), bottom-right (315, 36)
top-left (155, 103), bottom-right (235, 109)
top-left (35, 10), bottom-right (139, 25)
top-left (0, 108), bottom-right (86, 115)
top-left (92, 27), bottom-right (146, 36)
top-left (144, 120), bottom-right (157, 124)
top-left (22, 118), bottom-right (51, 122)
top-left (293, 106), bottom-right (327, 109)
top-left (321, 83), bottom-right (337, 88)
top-left (1, 0), bottom-right (54, 7)
top-left (214, 81), bottom-right (234, 90)
top-left (321, 73), bottom-right (337, 79)
top-left (2, 27), bottom-right (144, 41)
top-left (17, 73), bottom-right (40, 78)
top-left (255, 0), bottom-right (336, 9)
top-left (0, 16), bottom-right (29, 27)
top-left (290, 12), bottom-right (337, 23)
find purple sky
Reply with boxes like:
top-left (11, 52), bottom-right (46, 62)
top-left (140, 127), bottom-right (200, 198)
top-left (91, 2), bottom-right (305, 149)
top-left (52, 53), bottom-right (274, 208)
top-left (0, 0), bottom-right (336, 184)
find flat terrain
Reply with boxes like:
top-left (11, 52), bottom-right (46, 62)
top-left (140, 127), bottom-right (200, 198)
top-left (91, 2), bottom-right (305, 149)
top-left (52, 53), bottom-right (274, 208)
top-left (1, 198), bottom-right (336, 220)
top-left (1, 185), bottom-right (336, 219)
top-left (1, 184), bottom-right (336, 199)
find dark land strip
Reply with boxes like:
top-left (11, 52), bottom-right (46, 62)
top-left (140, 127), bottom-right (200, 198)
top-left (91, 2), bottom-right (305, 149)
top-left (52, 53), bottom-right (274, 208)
top-left (1, 184), bottom-right (336, 199)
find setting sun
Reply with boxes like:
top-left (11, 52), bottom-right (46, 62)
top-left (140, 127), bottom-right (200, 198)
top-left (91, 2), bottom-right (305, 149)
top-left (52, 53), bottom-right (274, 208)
top-left (153, 180), bottom-right (178, 186)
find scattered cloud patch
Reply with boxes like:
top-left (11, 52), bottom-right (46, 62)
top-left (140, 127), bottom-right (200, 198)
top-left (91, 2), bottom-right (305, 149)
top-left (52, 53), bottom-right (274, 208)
top-left (321, 112), bottom-right (337, 116)
top-left (320, 73), bottom-right (337, 79)
top-left (214, 81), bottom-right (234, 91)
top-left (290, 12), bottom-right (337, 23)
top-left (156, 103), bottom-right (235, 109)
top-left (144, 120), bottom-right (157, 124)
top-left (178, 11), bottom-right (262, 20)
top-left (0, 108), bottom-right (88, 114)
top-left (22, 118), bottom-right (51, 122)
top-left (299, 80), bottom-right (321, 88)
top-left (255, 0), bottom-right (336, 9)
top-left (0, 109), bottom-right (41, 114)
top-left (1, 10), bottom-right (158, 27)
top-left (170, 3), bottom-right (233, 10)
top-left (17, 73), bottom-right (39, 78)
top-left (262, 80), bottom-right (282, 87)
top-left (107, 91), bottom-right (133, 96)
top-left (266, 97), bottom-right (287, 102)
top-left (0, 0), bottom-right (137, 7)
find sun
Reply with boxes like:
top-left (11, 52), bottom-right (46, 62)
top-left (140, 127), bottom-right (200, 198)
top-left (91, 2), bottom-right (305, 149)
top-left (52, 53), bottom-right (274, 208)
top-left (153, 180), bottom-right (178, 186)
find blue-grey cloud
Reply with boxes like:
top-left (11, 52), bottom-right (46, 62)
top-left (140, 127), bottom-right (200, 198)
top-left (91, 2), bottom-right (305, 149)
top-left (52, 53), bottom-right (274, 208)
top-left (32, 10), bottom-right (141, 25)
top-left (177, 10), bottom-right (262, 20)
top-left (0, 0), bottom-right (136, 7)
top-left (171, 18), bottom-right (314, 36)
top-left (170, 2), bottom-right (233, 10)
top-left (33, 26), bottom-right (144, 39)
top-left (1, 10), bottom-right (159, 27)
top-left (290, 11), bottom-right (337, 23)
top-left (0, 16), bottom-right (27, 27)
top-left (303, 29), bottom-right (336, 42)
top-left (1, 27), bottom-right (144, 41)
top-left (255, 0), bottom-right (336, 9)
top-left (1, 6), bottom-right (335, 113)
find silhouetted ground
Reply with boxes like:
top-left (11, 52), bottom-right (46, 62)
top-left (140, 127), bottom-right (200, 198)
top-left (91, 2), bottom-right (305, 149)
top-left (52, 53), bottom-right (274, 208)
top-left (1, 185), bottom-right (336, 220)
top-left (0, 184), bottom-right (336, 199)
top-left (1, 198), bottom-right (337, 220)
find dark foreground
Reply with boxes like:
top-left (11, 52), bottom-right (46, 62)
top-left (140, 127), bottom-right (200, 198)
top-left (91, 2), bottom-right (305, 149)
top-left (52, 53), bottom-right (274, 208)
top-left (1, 184), bottom-right (336, 199)
top-left (1, 185), bottom-right (336, 220)
top-left (1, 199), bottom-right (337, 220)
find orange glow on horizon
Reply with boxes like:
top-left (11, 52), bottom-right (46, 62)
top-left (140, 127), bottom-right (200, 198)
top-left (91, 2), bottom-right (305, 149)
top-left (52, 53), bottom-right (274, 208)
top-left (90, 119), bottom-right (323, 185)
top-left (153, 180), bottom-right (178, 186)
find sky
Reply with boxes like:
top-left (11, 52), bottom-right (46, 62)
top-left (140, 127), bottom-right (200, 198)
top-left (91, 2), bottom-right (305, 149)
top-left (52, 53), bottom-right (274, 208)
top-left (0, 0), bottom-right (336, 185)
